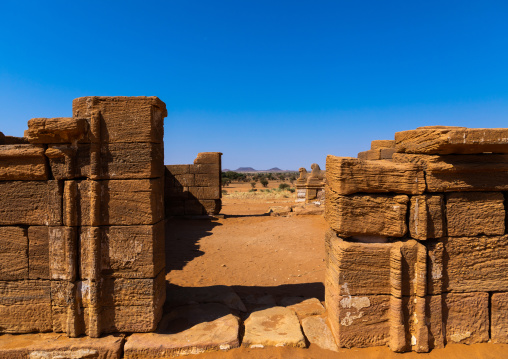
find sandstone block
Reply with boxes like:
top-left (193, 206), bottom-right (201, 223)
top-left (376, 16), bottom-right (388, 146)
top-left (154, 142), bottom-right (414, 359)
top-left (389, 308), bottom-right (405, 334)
top-left (301, 315), bottom-right (338, 352)
top-left (49, 227), bottom-right (77, 281)
top-left (184, 199), bottom-right (205, 215)
top-left (0, 144), bottom-right (47, 180)
top-left (194, 173), bottom-right (220, 187)
top-left (371, 140), bottom-right (395, 150)
top-left (280, 297), bottom-right (325, 320)
top-left (165, 164), bottom-right (190, 175)
top-left (47, 142), bottom-right (164, 180)
top-left (0, 333), bottom-right (123, 359)
top-left (409, 194), bottom-right (445, 240)
top-left (80, 222), bottom-right (165, 279)
top-left (357, 149), bottom-right (381, 160)
top-left (326, 191), bottom-right (408, 237)
top-left (428, 236), bottom-right (508, 293)
top-left (492, 292), bottom-right (508, 343)
top-left (326, 230), bottom-right (426, 297)
top-left (0, 227), bottom-right (28, 280)
top-left (66, 179), bottom-right (164, 226)
top-left (242, 306), bottom-right (306, 348)
top-left (0, 280), bottom-right (51, 333)
top-left (190, 163), bottom-right (221, 175)
top-left (165, 200), bottom-right (186, 216)
top-left (189, 186), bottom-right (221, 199)
top-left (28, 227), bottom-right (49, 279)
top-left (25, 117), bottom-right (88, 144)
top-left (124, 304), bottom-right (239, 358)
top-left (0, 181), bottom-right (62, 226)
top-left (73, 96), bottom-right (167, 143)
top-left (393, 153), bottom-right (508, 192)
top-left (200, 199), bottom-right (222, 215)
top-left (173, 173), bottom-right (195, 187)
top-left (446, 192), bottom-right (505, 236)
top-left (326, 156), bottom-right (424, 195)
top-left (194, 152), bottom-right (222, 165)
top-left (395, 127), bottom-right (508, 154)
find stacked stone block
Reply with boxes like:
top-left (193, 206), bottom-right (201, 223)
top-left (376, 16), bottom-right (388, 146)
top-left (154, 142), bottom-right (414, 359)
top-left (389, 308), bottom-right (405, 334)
top-left (325, 126), bottom-right (508, 352)
top-left (165, 152), bottom-right (222, 216)
top-left (295, 163), bottom-right (326, 204)
top-left (0, 96), bottom-right (166, 338)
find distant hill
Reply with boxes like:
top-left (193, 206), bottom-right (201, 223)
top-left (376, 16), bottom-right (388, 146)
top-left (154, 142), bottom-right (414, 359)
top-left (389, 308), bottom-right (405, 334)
top-left (222, 167), bottom-right (297, 173)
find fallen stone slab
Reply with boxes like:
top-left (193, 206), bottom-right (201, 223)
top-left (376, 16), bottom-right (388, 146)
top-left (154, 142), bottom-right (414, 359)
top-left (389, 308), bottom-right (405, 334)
top-left (279, 297), bottom-right (325, 319)
top-left (124, 303), bottom-right (240, 358)
top-left (242, 306), bottom-right (306, 348)
top-left (0, 333), bottom-right (123, 359)
top-left (301, 315), bottom-right (339, 352)
top-left (268, 206), bottom-right (292, 217)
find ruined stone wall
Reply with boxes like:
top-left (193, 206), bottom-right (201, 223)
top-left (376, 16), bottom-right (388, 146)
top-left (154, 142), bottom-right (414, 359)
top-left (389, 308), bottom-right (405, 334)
top-left (0, 97), bottom-right (166, 337)
top-left (165, 152), bottom-right (222, 216)
top-left (325, 126), bottom-right (508, 352)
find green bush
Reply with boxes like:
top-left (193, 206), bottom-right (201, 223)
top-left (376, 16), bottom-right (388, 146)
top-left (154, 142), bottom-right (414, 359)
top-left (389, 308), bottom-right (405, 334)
top-left (279, 183), bottom-right (290, 190)
top-left (260, 179), bottom-right (269, 187)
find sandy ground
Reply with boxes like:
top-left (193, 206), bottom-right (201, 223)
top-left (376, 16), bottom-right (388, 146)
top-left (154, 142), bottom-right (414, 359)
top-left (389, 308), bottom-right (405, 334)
top-left (165, 194), bottom-right (508, 358)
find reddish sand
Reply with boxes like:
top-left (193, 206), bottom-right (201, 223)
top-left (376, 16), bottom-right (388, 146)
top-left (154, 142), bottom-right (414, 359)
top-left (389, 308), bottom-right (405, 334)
top-left (166, 196), bottom-right (508, 358)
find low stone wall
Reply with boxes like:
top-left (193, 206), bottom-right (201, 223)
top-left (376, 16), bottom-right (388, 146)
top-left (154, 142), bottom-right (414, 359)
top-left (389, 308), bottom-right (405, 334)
top-left (165, 152), bottom-right (222, 216)
top-left (325, 126), bottom-right (508, 352)
top-left (0, 97), bottom-right (166, 338)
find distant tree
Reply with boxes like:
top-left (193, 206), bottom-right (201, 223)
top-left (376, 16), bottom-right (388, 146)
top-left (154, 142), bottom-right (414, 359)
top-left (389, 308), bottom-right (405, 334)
top-left (260, 179), bottom-right (269, 187)
top-left (250, 181), bottom-right (256, 189)
top-left (279, 183), bottom-right (290, 190)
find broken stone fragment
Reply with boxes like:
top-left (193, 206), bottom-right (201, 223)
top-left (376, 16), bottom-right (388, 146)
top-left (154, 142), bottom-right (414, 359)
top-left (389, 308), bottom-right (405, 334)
top-left (279, 297), bottom-right (325, 320)
top-left (301, 315), bottom-right (339, 352)
top-left (326, 190), bottom-right (408, 237)
top-left (395, 127), bottom-right (508, 154)
top-left (25, 117), bottom-right (89, 144)
top-left (123, 303), bottom-right (239, 358)
top-left (326, 155), bottom-right (425, 195)
top-left (242, 306), bottom-right (306, 348)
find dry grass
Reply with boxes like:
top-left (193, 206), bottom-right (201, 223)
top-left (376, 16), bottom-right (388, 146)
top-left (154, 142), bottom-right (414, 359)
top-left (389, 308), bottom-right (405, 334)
top-left (223, 188), bottom-right (297, 200)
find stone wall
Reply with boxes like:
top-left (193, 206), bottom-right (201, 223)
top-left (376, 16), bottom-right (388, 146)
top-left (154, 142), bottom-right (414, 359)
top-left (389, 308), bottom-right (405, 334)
top-left (0, 97), bottom-right (166, 337)
top-left (165, 152), bottom-right (222, 216)
top-left (325, 126), bottom-right (508, 352)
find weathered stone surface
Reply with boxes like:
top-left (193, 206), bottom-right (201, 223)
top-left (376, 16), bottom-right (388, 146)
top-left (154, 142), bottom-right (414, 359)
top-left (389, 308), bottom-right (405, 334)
top-left (428, 236), bottom-right (508, 293)
top-left (326, 156), bottom-right (424, 195)
top-left (326, 230), bottom-right (426, 297)
top-left (194, 152), bottom-right (222, 165)
top-left (73, 96), bottom-right (167, 143)
top-left (326, 191), bottom-right (408, 237)
top-left (189, 186), bottom-right (221, 200)
top-left (80, 222), bottom-right (164, 279)
top-left (242, 306), bottom-right (306, 348)
top-left (446, 192), bottom-right (505, 236)
top-left (0, 280), bottom-right (52, 333)
top-left (0, 144), bottom-right (47, 180)
top-left (0, 227), bottom-right (28, 280)
top-left (194, 173), bottom-right (220, 187)
top-left (66, 179), bottom-right (164, 226)
top-left (165, 165), bottom-right (190, 175)
top-left (409, 194), bottom-right (445, 240)
top-left (0, 181), bottom-right (62, 226)
top-left (0, 333), bottom-right (123, 359)
top-left (395, 127), bottom-right (508, 154)
top-left (28, 227), bottom-right (49, 279)
top-left (389, 296), bottom-right (429, 353)
top-left (280, 297), bottom-right (325, 319)
top-left (371, 140), bottom-right (395, 150)
top-left (440, 292), bottom-right (489, 345)
top-left (492, 292), bottom-right (508, 344)
top-left (358, 148), bottom-right (396, 160)
top-left (49, 227), bottom-right (77, 281)
top-left (393, 153), bottom-right (508, 192)
top-left (301, 315), bottom-right (338, 352)
top-left (47, 142), bottom-right (164, 180)
top-left (326, 287), bottom-right (390, 348)
top-left (124, 304), bottom-right (239, 358)
top-left (25, 117), bottom-right (89, 144)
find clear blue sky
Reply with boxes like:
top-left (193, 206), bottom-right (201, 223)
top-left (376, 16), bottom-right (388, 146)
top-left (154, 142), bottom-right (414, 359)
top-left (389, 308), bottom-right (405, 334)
top-left (1, 1), bottom-right (507, 170)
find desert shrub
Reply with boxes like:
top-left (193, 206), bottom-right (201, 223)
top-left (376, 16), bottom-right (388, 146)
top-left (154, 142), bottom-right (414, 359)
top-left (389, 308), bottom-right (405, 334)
top-left (279, 183), bottom-right (290, 190)
top-left (288, 188), bottom-right (295, 193)
top-left (260, 179), bottom-right (269, 187)
top-left (222, 189), bottom-right (228, 195)
top-left (250, 181), bottom-right (256, 189)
